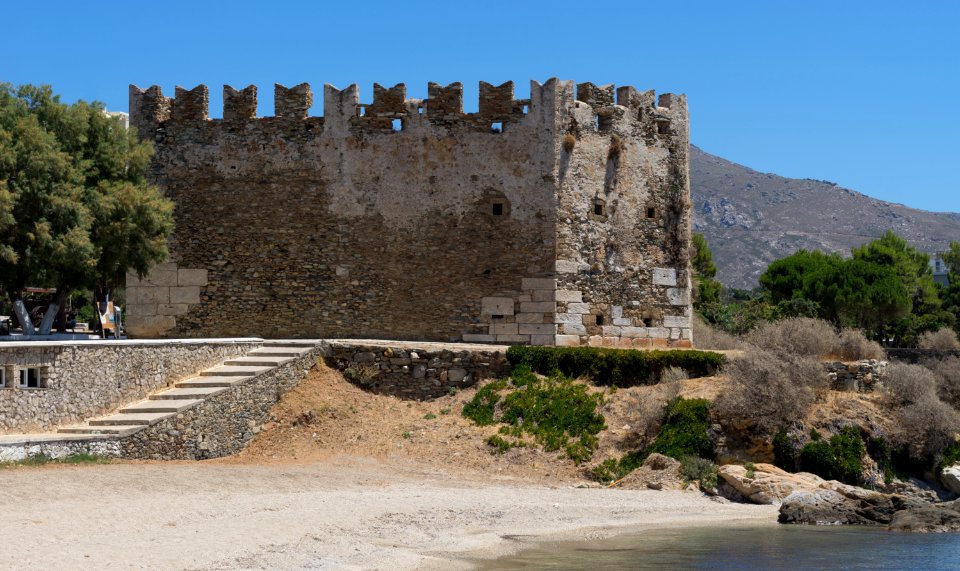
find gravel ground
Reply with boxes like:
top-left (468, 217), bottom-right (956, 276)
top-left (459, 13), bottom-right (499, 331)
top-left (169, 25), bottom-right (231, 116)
top-left (0, 457), bottom-right (776, 570)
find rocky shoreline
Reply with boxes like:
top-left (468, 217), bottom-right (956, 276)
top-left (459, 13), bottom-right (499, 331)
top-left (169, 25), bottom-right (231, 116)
top-left (718, 463), bottom-right (960, 532)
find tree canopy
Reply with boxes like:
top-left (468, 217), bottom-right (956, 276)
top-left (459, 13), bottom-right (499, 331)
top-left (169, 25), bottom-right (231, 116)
top-left (0, 82), bottom-right (173, 329)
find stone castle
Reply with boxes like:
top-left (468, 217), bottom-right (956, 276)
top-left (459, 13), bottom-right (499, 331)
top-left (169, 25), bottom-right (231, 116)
top-left (126, 79), bottom-right (693, 347)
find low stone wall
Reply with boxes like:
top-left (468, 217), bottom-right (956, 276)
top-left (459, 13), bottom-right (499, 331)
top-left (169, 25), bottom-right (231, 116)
top-left (322, 340), bottom-right (510, 399)
top-left (825, 360), bottom-right (888, 392)
top-left (119, 347), bottom-right (320, 460)
top-left (887, 348), bottom-right (960, 364)
top-left (0, 435), bottom-right (122, 462)
top-left (0, 339), bottom-right (261, 434)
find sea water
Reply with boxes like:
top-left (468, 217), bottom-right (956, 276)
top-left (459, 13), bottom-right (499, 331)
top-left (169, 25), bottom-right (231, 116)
top-left (483, 525), bottom-right (960, 570)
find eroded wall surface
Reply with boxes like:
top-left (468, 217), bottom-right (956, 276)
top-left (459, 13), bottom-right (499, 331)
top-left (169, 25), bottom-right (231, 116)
top-left (128, 79), bottom-right (692, 346)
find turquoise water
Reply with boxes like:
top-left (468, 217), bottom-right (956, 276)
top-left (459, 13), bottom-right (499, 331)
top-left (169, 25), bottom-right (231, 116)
top-left (483, 525), bottom-right (960, 570)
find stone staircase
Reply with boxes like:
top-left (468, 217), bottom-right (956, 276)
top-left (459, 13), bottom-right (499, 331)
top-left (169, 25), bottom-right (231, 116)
top-left (57, 341), bottom-right (317, 437)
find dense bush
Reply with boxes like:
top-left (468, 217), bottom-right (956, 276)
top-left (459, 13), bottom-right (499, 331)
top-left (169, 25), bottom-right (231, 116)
top-left (884, 363), bottom-right (939, 407)
top-left (692, 314), bottom-right (747, 350)
top-left (745, 318), bottom-right (837, 358)
top-left (926, 356), bottom-right (960, 410)
top-left (939, 441), bottom-right (960, 471)
top-left (798, 426), bottom-right (866, 485)
top-left (461, 366), bottom-right (606, 463)
top-left (505, 346), bottom-right (725, 387)
top-left (837, 328), bottom-right (886, 361)
top-left (773, 429), bottom-right (800, 472)
top-left (679, 455), bottom-right (719, 489)
top-left (883, 362), bottom-right (960, 465)
top-left (591, 451), bottom-right (645, 483)
top-left (713, 349), bottom-right (826, 437)
top-left (918, 328), bottom-right (960, 351)
top-left (648, 397), bottom-right (715, 460)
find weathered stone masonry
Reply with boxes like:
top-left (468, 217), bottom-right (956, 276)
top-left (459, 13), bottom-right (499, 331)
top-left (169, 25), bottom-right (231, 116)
top-left (128, 79), bottom-right (693, 347)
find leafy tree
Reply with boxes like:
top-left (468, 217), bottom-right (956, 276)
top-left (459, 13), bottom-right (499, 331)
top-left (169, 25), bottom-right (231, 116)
top-left (0, 83), bottom-right (173, 332)
top-left (691, 233), bottom-right (722, 307)
top-left (759, 249), bottom-right (842, 305)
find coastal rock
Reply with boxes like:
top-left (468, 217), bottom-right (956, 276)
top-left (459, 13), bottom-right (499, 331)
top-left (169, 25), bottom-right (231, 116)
top-left (777, 483), bottom-right (926, 526)
top-left (888, 499), bottom-right (960, 532)
top-left (940, 464), bottom-right (960, 495)
top-left (718, 463), bottom-right (824, 504)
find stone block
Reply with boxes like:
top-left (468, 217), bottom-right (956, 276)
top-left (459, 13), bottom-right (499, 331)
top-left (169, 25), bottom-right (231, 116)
top-left (663, 315), bottom-right (691, 328)
top-left (134, 263), bottom-right (179, 287)
top-left (555, 313), bottom-right (582, 324)
top-left (519, 301), bottom-right (555, 313)
top-left (447, 368), bottom-right (468, 383)
top-left (177, 268), bottom-right (209, 287)
top-left (631, 338), bottom-right (652, 349)
top-left (515, 313), bottom-right (546, 323)
top-left (612, 318), bottom-right (632, 326)
top-left (620, 326), bottom-right (647, 338)
top-left (128, 286), bottom-right (169, 305)
top-left (681, 328), bottom-right (692, 340)
top-left (555, 289), bottom-right (582, 302)
top-left (653, 267), bottom-right (677, 286)
top-left (481, 297), bottom-right (515, 316)
top-left (601, 325), bottom-right (622, 336)
top-left (496, 334), bottom-right (529, 343)
top-left (521, 277), bottom-right (556, 291)
top-left (666, 287), bottom-right (690, 306)
top-left (490, 323), bottom-right (519, 335)
top-left (158, 303), bottom-right (189, 316)
top-left (673, 339), bottom-right (693, 348)
top-left (650, 338), bottom-right (670, 348)
top-left (611, 305), bottom-right (623, 319)
top-left (649, 327), bottom-right (671, 339)
top-left (587, 335), bottom-right (605, 347)
top-left (670, 328), bottom-right (681, 340)
top-left (531, 289), bottom-right (556, 302)
top-left (462, 333), bottom-right (497, 343)
top-left (530, 334), bottom-right (554, 346)
top-left (169, 286), bottom-right (201, 304)
top-left (555, 335), bottom-right (582, 347)
top-left (126, 303), bottom-right (157, 317)
top-left (555, 260), bottom-right (587, 274)
top-left (518, 323), bottom-right (557, 335)
top-left (125, 315), bottom-right (176, 337)
top-left (561, 323), bottom-right (587, 335)
top-left (566, 302), bottom-right (591, 314)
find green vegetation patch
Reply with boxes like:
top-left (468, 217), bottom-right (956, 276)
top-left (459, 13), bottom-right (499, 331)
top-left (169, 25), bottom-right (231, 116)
top-left (505, 346), bottom-right (725, 387)
top-left (0, 452), bottom-right (112, 468)
top-left (462, 365), bottom-right (606, 463)
top-left (798, 426), bottom-right (866, 485)
top-left (648, 397), bottom-right (715, 460)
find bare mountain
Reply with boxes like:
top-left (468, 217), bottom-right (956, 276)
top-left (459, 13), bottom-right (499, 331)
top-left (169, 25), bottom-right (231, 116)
top-left (690, 146), bottom-right (960, 289)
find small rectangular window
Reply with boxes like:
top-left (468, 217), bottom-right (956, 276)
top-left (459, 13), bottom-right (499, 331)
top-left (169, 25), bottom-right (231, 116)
top-left (657, 120), bottom-right (670, 135)
top-left (392, 118), bottom-right (402, 131)
top-left (0, 368), bottom-right (5, 388)
top-left (492, 202), bottom-right (504, 216)
top-left (594, 203), bottom-right (604, 216)
top-left (646, 207), bottom-right (656, 219)
top-left (19, 367), bottom-right (41, 388)
top-left (491, 122), bottom-right (503, 133)
top-left (643, 318), bottom-right (653, 327)
top-left (595, 315), bottom-right (605, 326)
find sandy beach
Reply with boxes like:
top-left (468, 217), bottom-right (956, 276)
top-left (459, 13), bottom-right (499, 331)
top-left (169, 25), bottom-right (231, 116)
top-left (0, 457), bottom-right (776, 570)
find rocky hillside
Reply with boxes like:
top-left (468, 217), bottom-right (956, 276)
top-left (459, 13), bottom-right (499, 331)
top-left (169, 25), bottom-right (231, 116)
top-left (690, 146), bottom-right (960, 289)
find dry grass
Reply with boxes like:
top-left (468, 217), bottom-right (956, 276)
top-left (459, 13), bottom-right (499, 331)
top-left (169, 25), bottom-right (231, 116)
top-left (745, 318), bottom-right (837, 358)
top-left (837, 328), bottom-right (886, 360)
top-left (882, 362), bottom-right (960, 460)
top-left (926, 356), bottom-right (960, 410)
top-left (692, 314), bottom-right (748, 351)
top-left (918, 328), bottom-right (960, 351)
top-left (562, 133), bottom-right (576, 152)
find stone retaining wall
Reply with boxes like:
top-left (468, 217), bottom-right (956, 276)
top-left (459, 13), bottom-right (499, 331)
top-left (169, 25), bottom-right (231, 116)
top-left (825, 360), bottom-right (888, 392)
top-left (0, 339), bottom-right (261, 434)
top-left (119, 347), bottom-right (320, 460)
top-left (322, 340), bottom-right (510, 399)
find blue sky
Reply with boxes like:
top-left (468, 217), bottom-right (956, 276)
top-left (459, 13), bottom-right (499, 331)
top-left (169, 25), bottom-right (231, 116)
top-left (2, 1), bottom-right (958, 212)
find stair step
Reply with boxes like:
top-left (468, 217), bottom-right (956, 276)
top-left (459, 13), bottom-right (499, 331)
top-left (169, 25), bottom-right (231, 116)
top-left (261, 340), bottom-right (320, 347)
top-left (246, 350), bottom-right (305, 357)
top-left (89, 412), bottom-right (172, 426)
top-left (176, 375), bottom-right (250, 388)
top-left (121, 399), bottom-right (204, 413)
top-left (150, 387), bottom-right (227, 400)
top-left (223, 356), bottom-right (291, 366)
top-left (58, 425), bottom-right (144, 436)
top-left (201, 365), bottom-right (272, 377)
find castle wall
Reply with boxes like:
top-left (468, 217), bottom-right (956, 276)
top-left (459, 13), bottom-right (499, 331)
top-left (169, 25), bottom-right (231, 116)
top-left (127, 79), bottom-right (692, 346)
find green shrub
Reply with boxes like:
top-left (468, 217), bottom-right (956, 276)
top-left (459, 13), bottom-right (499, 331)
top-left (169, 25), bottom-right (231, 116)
top-left (867, 436), bottom-right (895, 484)
top-left (773, 429), bottom-right (799, 472)
top-left (680, 455), bottom-right (719, 489)
top-left (591, 451), bottom-right (646, 483)
top-left (744, 461), bottom-right (756, 479)
top-left (505, 346), bottom-right (725, 387)
top-left (799, 426), bottom-right (865, 485)
top-left (648, 397), bottom-right (714, 460)
top-left (938, 441), bottom-right (960, 471)
top-left (486, 434), bottom-right (524, 454)
top-left (462, 370), bottom-right (606, 463)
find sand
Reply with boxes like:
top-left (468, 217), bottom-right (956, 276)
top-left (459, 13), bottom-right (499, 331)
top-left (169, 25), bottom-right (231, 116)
top-left (0, 457), bottom-right (777, 570)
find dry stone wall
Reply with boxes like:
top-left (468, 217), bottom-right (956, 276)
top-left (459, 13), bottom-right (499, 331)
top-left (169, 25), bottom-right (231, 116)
top-left (322, 340), bottom-right (509, 399)
top-left (129, 78), bottom-right (692, 347)
top-left (0, 339), bottom-right (259, 434)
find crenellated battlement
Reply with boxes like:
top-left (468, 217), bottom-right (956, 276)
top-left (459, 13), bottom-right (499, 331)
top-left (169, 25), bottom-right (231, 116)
top-left (129, 79), bottom-right (686, 138)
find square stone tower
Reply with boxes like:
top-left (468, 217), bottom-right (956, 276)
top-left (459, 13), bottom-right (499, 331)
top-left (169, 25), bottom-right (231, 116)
top-left (127, 79), bottom-right (692, 347)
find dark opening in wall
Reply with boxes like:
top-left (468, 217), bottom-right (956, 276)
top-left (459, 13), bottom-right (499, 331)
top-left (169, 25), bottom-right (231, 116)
top-left (646, 206), bottom-right (656, 219)
top-left (0, 368), bottom-right (5, 388)
top-left (492, 314), bottom-right (504, 320)
top-left (491, 121), bottom-right (503, 133)
top-left (598, 114), bottom-right (613, 132)
top-left (657, 120), bottom-right (670, 135)
top-left (392, 118), bottom-right (402, 131)
top-left (643, 317), bottom-right (653, 327)
top-left (595, 315), bottom-right (605, 326)
top-left (594, 203), bottom-right (604, 216)
top-left (492, 202), bottom-right (504, 216)
top-left (19, 367), bottom-right (41, 388)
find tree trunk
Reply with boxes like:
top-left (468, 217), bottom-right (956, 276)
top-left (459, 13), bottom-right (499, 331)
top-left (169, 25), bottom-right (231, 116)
top-left (38, 287), bottom-right (70, 335)
top-left (12, 299), bottom-right (35, 336)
